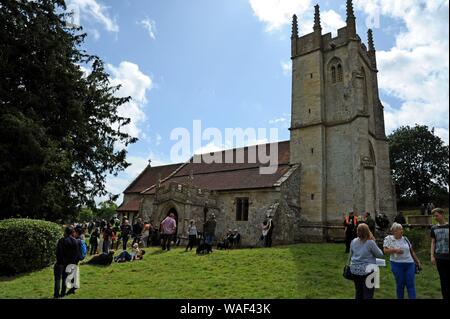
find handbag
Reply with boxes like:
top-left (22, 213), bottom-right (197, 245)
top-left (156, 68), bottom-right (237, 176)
top-left (404, 237), bottom-right (422, 274)
top-left (343, 251), bottom-right (354, 280)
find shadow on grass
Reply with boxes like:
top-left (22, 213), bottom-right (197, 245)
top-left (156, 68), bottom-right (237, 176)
top-left (150, 249), bottom-right (167, 255)
top-left (0, 265), bottom-right (51, 282)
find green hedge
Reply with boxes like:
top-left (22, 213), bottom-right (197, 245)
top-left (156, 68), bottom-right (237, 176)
top-left (0, 218), bottom-right (62, 275)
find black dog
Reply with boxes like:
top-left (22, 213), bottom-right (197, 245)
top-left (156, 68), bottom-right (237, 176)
top-left (196, 242), bottom-right (212, 255)
top-left (86, 251), bottom-right (115, 266)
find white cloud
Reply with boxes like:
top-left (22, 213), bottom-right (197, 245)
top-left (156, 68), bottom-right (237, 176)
top-left (107, 61), bottom-right (153, 138)
top-left (249, 0), bottom-right (312, 32)
top-left (321, 9), bottom-right (346, 36)
top-left (138, 18), bottom-right (157, 40)
top-left (281, 60), bottom-right (292, 76)
top-left (269, 117), bottom-right (288, 124)
top-left (102, 152), bottom-right (172, 204)
top-left (353, 0), bottom-right (449, 144)
top-left (156, 133), bottom-right (162, 146)
top-left (249, 1), bottom-right (346, 38)
top-left (66, 0), bottom-right (119, 33)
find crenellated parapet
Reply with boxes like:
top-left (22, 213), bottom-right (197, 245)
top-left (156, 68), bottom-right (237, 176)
top-left (291, 0), bottom-right (378, 71)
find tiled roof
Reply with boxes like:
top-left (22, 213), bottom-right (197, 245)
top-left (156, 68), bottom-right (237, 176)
top-left (124, 163), bottom-right (183, 194)
top-left (147, 141), bottom-right (290, 193)
top-left (116, 199), bottom-right (141, 212)
top-left (124, 141), bottom-right (291, 195)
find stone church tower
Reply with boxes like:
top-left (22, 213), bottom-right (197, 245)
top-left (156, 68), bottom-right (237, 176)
top-left (289, 1), bottom-right (397, 240)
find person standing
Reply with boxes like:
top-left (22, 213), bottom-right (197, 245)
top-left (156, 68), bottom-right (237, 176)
top-left (186, 220), bottom-right (198, 251)
top-left (141, 222), bottom-right (151, 248)
top-left (364, 212), bottom-right (376, 236)
top-left (102, 223), bottom-right (113, 254)
top-left (383, 222), bottom-right (421, 299)
top-left (54, 226), bottom-right (81, 298)
top-left (265, 214), bottom-right (275, 247)
top-left (349, 223), bottom-right (384, 300)
top-left (203, 213), bottom-right (217, 246)
top-left (431, 208), bottom-right (449, 299)
top-left (89, 227), bottom-right (99, 255)
top-left (132, 218), bottom-right (143, 246)
top-left (120, 219), bottom-right (132, 251)
top-left (344, 210), bottom-right (358, 253)
top-left (160, 213), bottom-right (177, 251)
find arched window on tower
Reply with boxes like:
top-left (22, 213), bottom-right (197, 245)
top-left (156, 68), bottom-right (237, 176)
top-left (331, 66), bottom-right (336, 83)
top-left (328, 57), bottom-right (343, 84)
top-left (337, 64), bottom-right (343, 82)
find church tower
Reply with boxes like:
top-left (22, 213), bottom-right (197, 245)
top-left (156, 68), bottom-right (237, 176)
top-left (289, 1), bottom-right (397, 241)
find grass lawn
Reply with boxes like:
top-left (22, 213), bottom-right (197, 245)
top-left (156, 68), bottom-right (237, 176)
top-left (0, 243), bottom-right (443, 299)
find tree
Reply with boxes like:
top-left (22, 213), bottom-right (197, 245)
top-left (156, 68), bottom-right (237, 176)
top-left (93, 201), bottom-right (118, 222)
top-left (388, 125), bottom-right (449, 206)
top-left (78, 207), bottom-right (94, 223)
top-left (0, 0), bottom-right (136, 221)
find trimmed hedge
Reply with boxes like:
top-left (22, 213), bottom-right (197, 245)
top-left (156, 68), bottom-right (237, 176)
top-left (0, 218), bottom-right (62, 275)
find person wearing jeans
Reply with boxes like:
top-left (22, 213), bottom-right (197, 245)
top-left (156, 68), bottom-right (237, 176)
top-left (349, 223), bottom-right (384, 300)
top-left (53, 226), bottom-right (81, 298)
top-left (431, 208), bottom-right (449, 299)
top-left (384, 222), bottom-right (421, 299)
top-left (186, 220), bottom-right (198, 251)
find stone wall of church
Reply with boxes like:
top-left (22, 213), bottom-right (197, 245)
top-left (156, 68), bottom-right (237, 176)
top-left (213, 189), bottom-right (281, 246)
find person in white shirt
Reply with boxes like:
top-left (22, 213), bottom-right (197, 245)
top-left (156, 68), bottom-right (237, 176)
top-left (186, 219), bottom-right (198, 252)
top-left (383, 222), bottom-right (421, 299)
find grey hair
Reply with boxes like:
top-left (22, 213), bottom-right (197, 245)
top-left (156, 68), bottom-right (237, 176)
top-left (390, 222), bottom-right (403, 232)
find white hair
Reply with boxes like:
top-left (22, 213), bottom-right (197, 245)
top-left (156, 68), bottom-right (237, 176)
top-left (390, 222), bottom-right (403, 232)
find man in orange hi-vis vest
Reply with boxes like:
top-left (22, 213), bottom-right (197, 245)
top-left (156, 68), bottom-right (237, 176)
top-left (344, 210), bottom-right (358, 253)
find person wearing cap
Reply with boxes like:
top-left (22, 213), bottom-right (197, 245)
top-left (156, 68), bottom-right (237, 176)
top-left (203, 213), bottom-right (217, 246)
top-left (344, 210), bottom-right (358, 253)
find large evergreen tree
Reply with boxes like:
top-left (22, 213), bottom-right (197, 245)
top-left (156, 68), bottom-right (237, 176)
top-left (388, 125), bottom-right (449, 206)
top-left (0, 0), bottom-right (137, 221)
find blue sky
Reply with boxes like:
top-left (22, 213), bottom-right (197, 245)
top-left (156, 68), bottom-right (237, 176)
top-left (65, 0), bottom-right (449, 202)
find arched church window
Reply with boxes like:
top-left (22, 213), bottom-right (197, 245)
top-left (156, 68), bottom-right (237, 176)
top-left (328, 57), bottom-right (343, 84)
top-left (331, 66), bottom-right (336, 83)
top-left (337, 64), bottom-right (343, 82)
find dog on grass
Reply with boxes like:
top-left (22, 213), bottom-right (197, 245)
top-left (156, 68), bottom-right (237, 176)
top-left (196, 242), bottom-right (212, 255)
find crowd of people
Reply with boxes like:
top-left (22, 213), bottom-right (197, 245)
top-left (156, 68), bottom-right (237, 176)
top-left (53, 207), bottom-right (447, 300)
top-left (345, 208), bottom-right (448, 300)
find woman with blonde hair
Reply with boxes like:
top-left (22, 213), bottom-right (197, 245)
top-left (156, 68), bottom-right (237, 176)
top-left (383, 222), bottom-right (421, 299)
top-left (349, 223), bottom-right (384, 299)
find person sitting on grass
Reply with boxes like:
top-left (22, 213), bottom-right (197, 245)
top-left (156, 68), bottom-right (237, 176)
top-left (86, 250), bottom-right (115, 266)
top-left (114, 249), bottom-right (146, 263)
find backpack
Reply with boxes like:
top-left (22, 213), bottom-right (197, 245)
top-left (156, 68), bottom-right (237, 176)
top-left (79, 240), bottom-right (87, 260)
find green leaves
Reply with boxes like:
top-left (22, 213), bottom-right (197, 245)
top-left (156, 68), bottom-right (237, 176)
top-left (0, 218), bottom-right (62, 275)
top-left (388, 125), bottom-right (449, 205)
top-left (0, 0), bottom-right (137, 221)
